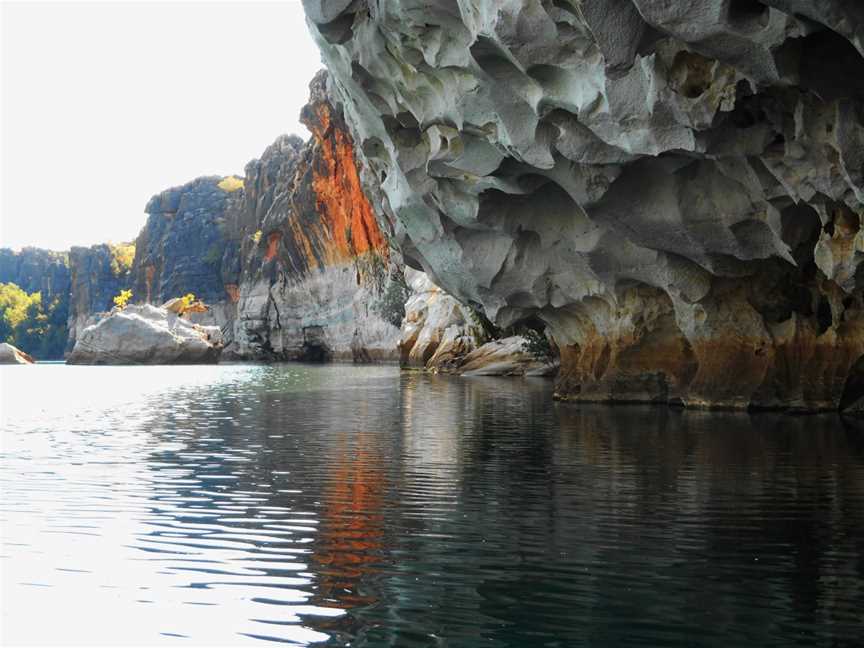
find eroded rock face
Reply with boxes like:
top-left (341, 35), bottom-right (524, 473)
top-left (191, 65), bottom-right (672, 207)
top-left (400, 269), bottom-right (557, 375)
top-left (304, 0), bottom-right (864, 410)
top-left (460, 337), bottom-right (558, 377)
top-left (231, 71), bottom-right (404, 362)
top-left (67, 304), bottom-right (222, 365)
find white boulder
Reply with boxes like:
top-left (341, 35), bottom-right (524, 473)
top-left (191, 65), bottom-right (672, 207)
top-left (67, 304), bottom-right (223, 365)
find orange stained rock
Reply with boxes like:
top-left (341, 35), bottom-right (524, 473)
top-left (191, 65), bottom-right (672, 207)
top-left (310, 103), bottom-right (388, 265)
top-left (264, 231), bottom-right (282, 262)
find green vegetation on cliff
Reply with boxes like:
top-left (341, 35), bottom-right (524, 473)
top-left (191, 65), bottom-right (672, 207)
top-left (0, 282), bottom-right (69, 359)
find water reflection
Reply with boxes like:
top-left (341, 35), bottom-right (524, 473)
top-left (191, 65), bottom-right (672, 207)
top-left (2, 365), bottom-right (863, 646)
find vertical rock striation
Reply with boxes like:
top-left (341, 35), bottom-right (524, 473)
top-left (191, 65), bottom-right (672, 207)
top-left (303, 0), bottom-right (864, 410)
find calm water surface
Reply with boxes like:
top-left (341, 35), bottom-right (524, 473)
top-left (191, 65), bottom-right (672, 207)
top-left (1, 364), bottom-right (863, 646)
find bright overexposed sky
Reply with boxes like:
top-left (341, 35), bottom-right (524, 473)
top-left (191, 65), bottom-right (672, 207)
top-left (0, 0), bottom-right (323, 251)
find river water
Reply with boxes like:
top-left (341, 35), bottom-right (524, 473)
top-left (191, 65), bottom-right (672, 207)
top-left (1, 364), bottom-right (862, 646)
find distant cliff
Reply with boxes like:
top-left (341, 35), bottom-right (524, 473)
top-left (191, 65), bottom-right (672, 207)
top-left (0, 247), bottom-right (71, 359)
top-left (125, 72), bottom-right (404, 361)
top-left (131, 177), bottom-right (237, 306)
top-left (67, 244), bottom-right (134, 350)
top-left (0, 247), bottom-right (70, 302)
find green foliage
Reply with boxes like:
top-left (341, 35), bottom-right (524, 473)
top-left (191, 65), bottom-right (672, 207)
top-left (467, 304), bottom-right (501, 345)
top-left (0, 283), bottom-right (35, 334)
top-left (109, 243), bottom-right (136, 277)
top-left (373, 270), bottom-right (410, 327)
top-left (520, 328), bottom-right (554, 364)
top-left (0, 282), bottom-right (69, 359)
top-left (113, 289), bottom-right (133, 310)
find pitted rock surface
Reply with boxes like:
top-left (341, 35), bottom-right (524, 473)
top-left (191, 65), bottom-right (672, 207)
top-left (304, 0), bottom-right (864, 410)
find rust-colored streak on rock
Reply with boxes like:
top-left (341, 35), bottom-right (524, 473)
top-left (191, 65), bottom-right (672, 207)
top-left (145, 265), bottom-right (155, 303)
top-left (309, 102), bottom-right (388, 265)
top-left (225, 284), bottom-right (240, 304)
top-left (264, 232), bottom-right (282, 262)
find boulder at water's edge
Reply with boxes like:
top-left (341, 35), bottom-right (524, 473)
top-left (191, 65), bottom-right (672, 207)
top-left (67, 304), bottom-right (223, 365)
top-left (0, 343), bottom-right (35, 365)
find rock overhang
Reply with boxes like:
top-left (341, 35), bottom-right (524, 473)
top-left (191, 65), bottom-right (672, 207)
top-left (302, 0), bottom-right (864, 410)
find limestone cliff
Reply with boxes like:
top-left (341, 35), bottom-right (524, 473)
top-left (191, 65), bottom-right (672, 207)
top-left (231, 71), bottom-right (404, 361)
top-left (119, 72), bottom-right (403, 362)
top-left (304, 0), bottom-right (864, 410)
top-left (67, 244), bottom-right (133, 350)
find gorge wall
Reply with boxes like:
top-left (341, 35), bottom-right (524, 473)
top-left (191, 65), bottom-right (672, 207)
top-left (230, 71), bottom-right (404, 362)
top-left (126, 71), bottom-right (404, 362)
top-left (303, 0), bottom-right (864, 411)
top-left (3, 72), bottom-right (403, 364)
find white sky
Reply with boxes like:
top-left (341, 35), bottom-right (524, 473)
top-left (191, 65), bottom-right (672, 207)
top-left (0, 0), bottom-right (323, 251)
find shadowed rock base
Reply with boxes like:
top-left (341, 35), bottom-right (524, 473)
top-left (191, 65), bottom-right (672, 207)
top-left (551, 282), bottom-right (864, 411)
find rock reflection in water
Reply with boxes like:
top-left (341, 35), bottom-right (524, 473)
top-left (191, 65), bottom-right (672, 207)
top-left (1, 364), bottom-right (863, 647)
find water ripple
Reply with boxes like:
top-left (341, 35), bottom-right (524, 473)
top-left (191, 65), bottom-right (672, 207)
top-left (2, 364), bottom-right (864, 646)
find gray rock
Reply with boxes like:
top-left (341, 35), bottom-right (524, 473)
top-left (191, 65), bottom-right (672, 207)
top-left (399, 268), bottom-right (478, 369)
top-left (0, 343), bottom-right (35, 365)
top-left (303, 0), bottom-right (864, 410)
top-left (67, 304), bottom-right (222, 365)
top-left (460, 336), bottom-right (556, 377)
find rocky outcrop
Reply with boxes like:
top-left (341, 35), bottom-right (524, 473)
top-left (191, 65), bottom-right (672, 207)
top-left (66, 244), bottom-right (132, 352)
top-left (230, 71), bottom-right (404, 362)
top-left (460, 337), bottom-right (558, 377)
top-left (67, 304), bottom-right (222, 365)
top-left (400, 269), bottom-right (556, 375)
top-left (0, 342), bottom-right (35, 365)
top-left (131, 176), bottom-right (238, 307)
top-left (304, 1), bottom-right (864, 410)
top-left (399, 268), bottom-right (478, 369)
